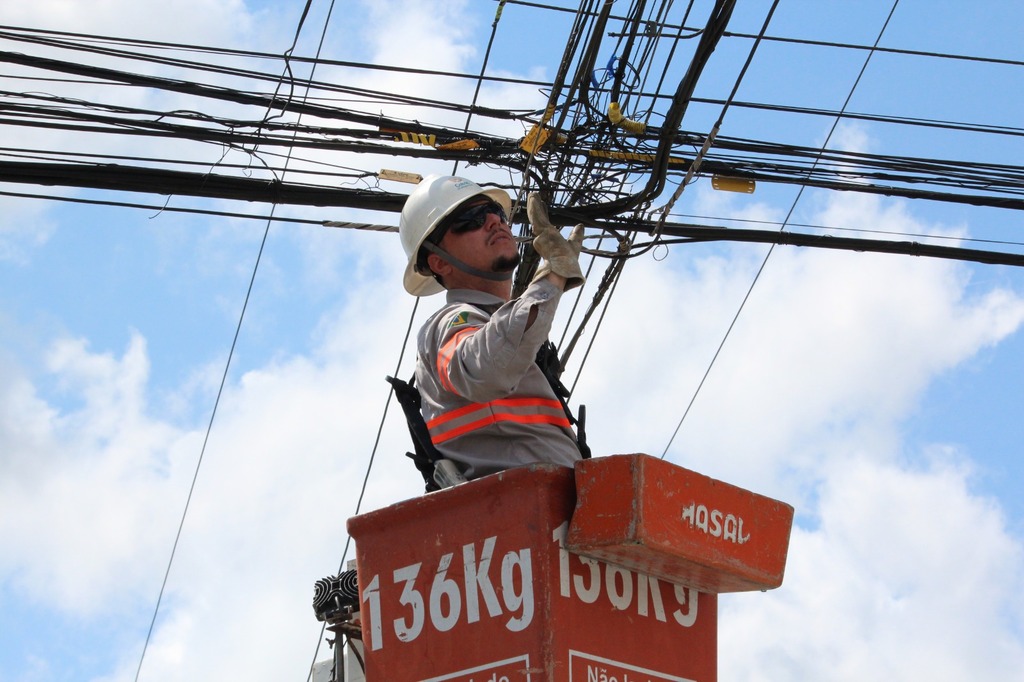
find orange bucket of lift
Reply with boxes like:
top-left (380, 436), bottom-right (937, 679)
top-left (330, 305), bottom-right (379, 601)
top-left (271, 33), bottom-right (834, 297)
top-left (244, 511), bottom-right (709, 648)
top-left (567, 454), bottom-right (795, 594)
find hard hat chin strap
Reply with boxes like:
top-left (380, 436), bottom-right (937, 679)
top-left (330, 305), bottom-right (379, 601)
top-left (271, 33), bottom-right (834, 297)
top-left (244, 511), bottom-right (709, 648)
top-left (421, 241), bottom-right (514, 282)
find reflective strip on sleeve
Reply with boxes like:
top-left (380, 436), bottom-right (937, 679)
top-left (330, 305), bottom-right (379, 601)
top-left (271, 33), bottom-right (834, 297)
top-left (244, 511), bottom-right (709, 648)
top-left (436, 326), bottom-right (480, 394)
top-left (426, 397), bottom-right (571, 444)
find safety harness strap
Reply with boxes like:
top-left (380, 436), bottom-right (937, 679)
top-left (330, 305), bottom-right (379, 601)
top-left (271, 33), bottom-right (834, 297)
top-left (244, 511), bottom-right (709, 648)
top-left (386, 374), bottom-right (442, 493)
top-left (534, 340), bottom-right (591, 459)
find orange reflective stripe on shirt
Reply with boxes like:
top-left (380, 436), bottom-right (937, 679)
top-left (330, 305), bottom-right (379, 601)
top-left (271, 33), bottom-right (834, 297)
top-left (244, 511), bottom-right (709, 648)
top-left (436, 326), bottom-right (480, 394)
top-left (426, 397), bottom-right (571, 444)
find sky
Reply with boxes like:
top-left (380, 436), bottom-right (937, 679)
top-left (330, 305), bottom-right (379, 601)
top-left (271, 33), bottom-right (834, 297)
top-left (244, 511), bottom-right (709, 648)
top-left (1, 1), bottom-right (1023, 681)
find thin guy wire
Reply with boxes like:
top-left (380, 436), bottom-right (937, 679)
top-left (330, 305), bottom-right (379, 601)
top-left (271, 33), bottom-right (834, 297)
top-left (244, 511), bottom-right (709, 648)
top-left (660, 0), bottom-right (901, 458)
top-left (305, 297), bottom-right (421, 682)
top-left (133, 211), bottom-right (272, 682)
top-left (452, 0), bottom-right (507, 176)
top-left (132, 1), bottom-right (325, 679)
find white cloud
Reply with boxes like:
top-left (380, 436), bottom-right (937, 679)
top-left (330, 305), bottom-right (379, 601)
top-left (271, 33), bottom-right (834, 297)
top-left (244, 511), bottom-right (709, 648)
top-left (560, 181), bottom-right (1024, 680)
top-left (0, 278), bottom-right (423, 678)
top-left (0, 0), bottom-right (257, 45)
top-left (0, 333), bottom-right (194, 615)
top-left (0, 351), bottom-right (60, 478)
top-left (571, 187), bottom-right (1024, 498)
top-left (0, 195), bottom-right (57, 263)
top-left (363, 0), bottom-right (477, 73)
top-left (720, 454), bottom-right (1024, 681)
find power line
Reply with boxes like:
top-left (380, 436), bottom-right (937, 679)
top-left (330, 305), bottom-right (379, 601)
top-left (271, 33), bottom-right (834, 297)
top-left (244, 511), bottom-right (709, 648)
top-left (4, 14), bottom-right (1024, 221)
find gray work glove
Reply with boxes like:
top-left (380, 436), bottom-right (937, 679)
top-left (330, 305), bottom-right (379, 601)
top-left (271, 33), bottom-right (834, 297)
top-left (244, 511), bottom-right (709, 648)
top-left (527, 193), bottom-right (586, 290)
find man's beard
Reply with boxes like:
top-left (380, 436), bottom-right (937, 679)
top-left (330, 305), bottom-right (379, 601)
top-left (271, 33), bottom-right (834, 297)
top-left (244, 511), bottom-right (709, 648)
top-left (492, 252), bottom-right (521, 273)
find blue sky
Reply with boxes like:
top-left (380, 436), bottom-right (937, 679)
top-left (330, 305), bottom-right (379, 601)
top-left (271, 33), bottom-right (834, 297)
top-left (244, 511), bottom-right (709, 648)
top-left (1, 1), bottom-right (1023, 680)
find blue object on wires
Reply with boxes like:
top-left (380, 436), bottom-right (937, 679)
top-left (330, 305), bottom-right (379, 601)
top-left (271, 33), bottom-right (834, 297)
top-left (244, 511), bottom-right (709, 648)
top-left (591, 54), bottom-right (619, 89)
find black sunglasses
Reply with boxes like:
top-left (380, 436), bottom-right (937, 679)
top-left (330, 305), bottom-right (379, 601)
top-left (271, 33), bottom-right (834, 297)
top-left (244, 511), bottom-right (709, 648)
top-left (444, 201), bottom-right (508, 236)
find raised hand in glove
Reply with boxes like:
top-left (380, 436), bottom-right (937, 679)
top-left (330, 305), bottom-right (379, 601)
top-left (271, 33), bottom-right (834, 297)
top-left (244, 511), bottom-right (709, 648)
top-left (527, 193), bottom-right (586, 290)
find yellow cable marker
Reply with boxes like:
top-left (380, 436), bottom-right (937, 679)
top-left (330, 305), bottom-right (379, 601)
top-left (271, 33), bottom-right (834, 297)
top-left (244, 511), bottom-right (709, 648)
top-left (394, 131), bottom-right (437, 146)
top-left (711, 176), bottom-right (756, 193)
top-left (436, 139), bottom-right (480, 151)
top-left (520, 124), bottom-right (565, 154)
top-left (608, 102), bottom-right (646, 135)
top-left (589, 149), bottom-right (689, 166)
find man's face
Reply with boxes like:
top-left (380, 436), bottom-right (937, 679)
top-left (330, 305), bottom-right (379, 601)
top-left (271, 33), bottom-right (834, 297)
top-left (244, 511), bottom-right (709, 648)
top-left (438, 197), bottom-right (520, 274)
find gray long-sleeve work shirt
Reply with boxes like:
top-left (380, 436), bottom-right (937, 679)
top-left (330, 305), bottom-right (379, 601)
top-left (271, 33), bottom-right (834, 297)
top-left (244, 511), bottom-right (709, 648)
top-left (415, 281), bottom-right (582, 480)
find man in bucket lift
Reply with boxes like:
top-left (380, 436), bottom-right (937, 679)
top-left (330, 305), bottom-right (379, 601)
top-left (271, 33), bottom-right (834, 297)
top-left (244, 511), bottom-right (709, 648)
top-left (312, 176), bottom-right (589, 630)
top-left (396, 175), bottom-right (590, 488)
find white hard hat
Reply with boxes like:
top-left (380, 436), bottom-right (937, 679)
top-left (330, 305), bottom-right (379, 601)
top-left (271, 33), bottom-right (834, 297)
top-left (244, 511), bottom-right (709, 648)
top-left (399, 175), bottom-right (513, 296)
